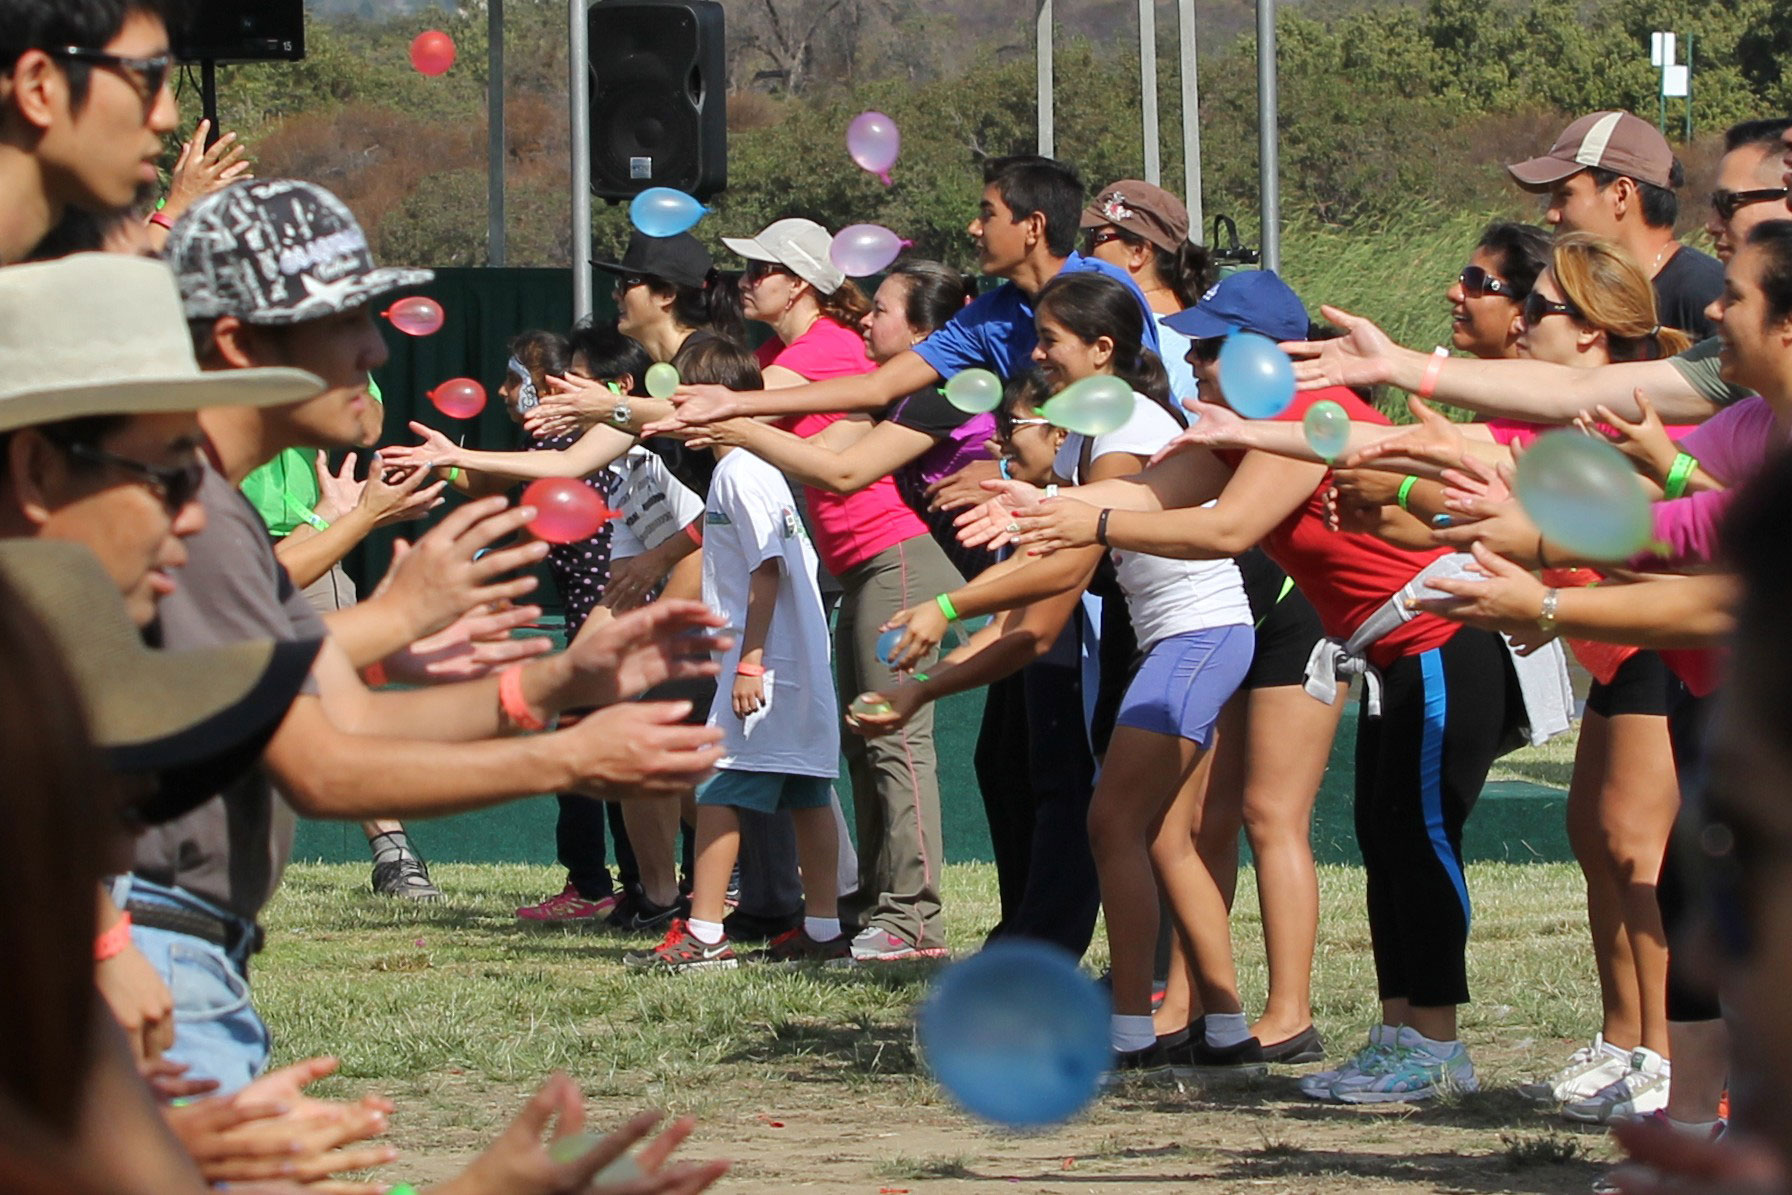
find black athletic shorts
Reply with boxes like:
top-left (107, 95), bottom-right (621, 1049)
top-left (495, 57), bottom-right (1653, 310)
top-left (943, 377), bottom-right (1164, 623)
top-left (1583, 649), bottom-right (1672, 719)
top-left (1238, 548), bottom-right (1325, 691)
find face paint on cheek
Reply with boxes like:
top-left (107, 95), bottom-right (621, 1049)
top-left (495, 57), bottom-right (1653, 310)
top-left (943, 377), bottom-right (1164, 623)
top-left (508, 357), bottom-right (539, 413)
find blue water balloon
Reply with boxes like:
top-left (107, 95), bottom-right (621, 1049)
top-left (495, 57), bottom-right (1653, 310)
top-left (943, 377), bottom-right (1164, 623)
top-left (1514, 431), bottom-right (1652, 560)
top-left (917, 940), bottom-right (1111, 1127)
top-left (628, 187), bottom-right (707, 237)
top-left (1216, 331), bottom-right (1296, 418)
top-left (875, 626), bottom-right (905, 667)
top-left (1041, 374), bottom-right (1134, 437)
top-left (1301, 399), bottom-right (1351, 462)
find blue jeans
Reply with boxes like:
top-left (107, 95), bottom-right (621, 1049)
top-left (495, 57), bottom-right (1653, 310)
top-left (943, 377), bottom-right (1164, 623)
top-left (115, 876), bottom-right (270, 1093)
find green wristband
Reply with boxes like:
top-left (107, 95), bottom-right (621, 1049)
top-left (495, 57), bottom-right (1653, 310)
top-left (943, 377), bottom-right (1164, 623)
top-left (444, 466), bottom-right (461, 483)
top-left (1663, 452), bottom-right (1697, 501)
top-left (1395, 475), bottom-right (1418, 512)
top-left (300, 509), bottom-right (330, 531)
top-left (935, 593), bottom-right (959, 623)
top-left (387, 1186), bottom-right (419, 1195)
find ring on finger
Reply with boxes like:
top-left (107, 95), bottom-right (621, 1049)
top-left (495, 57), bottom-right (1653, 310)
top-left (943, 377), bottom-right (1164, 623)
top-left (1005, 522), bottom-right (1021, 535)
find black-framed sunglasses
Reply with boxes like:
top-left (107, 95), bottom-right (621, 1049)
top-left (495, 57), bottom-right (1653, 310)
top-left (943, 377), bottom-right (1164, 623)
top-left (64, 442), bottom-right (205, 513)
top-left (46, 46), bottom-right (171, 102)
top-left (1192, 337), bottom-right (1226, 363)
top-left (1083, 228), bottom-right (1128, 253)
top-left (742, 259), bottom-right (792, 285)
top-left (1458, 265), bottom-right (1517, 300)
top-left (613, 273), bottom-right (651, 295)
top-left (1522, 291), bottom-right (1581, 327)
top-left (1711, 187), bottom-right (1789, 222)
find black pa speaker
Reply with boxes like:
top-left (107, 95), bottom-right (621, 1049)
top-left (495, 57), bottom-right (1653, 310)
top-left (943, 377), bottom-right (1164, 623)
top-left (172, 0), bottom-right (305, 63)
top-left (588, 0), bottom-right (726, 202)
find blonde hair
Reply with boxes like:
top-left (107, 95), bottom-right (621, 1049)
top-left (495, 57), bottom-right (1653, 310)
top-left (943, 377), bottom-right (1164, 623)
top-left (1550, 233), bottom-right (1693, 361)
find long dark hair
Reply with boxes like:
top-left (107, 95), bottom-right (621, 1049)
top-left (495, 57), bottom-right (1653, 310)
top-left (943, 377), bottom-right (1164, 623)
top-left (648, 271), bottom-right (746, 345)
top-left (1476, 221), bottom-right (1551, 301)
top-left (887, 260), bottom-right (977, 335)
top-left (1033, 271), bottom-right (1178, 420)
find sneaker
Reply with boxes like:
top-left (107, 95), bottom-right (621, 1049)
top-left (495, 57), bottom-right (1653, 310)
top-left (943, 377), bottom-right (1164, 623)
top-left (622, 919), bottom-right (738, 973)
top-left (1259, 1024), bottom-right (1327, 1065)
top-left (1518, 1035), bottom-right (1632, 1104)
top-left (1102, 1041), bottom-right (1176, 1087)
top-left (1167, 1033), bottom-right (1269, 1080)
top-left (1299, 1024), bottom-right (1395, 1101)
top-left (516, 882), bottom-right (616, 922)
top-left (849, 927), bottom-right (950, 963)
top-left (606, 891), bottom-right (685, 933)
top-left (371, 855), bottom-right (443, 902)
top-left (1331, 1027), bottom-right (1478, 1104)
top-left (1562, 1048), bottom-right (1670, 1124)
top-left (761, 927), bottom-right (852, 966)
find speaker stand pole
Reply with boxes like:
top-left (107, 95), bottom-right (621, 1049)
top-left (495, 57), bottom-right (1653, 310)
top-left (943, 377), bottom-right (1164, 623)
top-left (200, 59), bottom-right (221, 149)
top-left (569, 0), bottom-right (592, 320)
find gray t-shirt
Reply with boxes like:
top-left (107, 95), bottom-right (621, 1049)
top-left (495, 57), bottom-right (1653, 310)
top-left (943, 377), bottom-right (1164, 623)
top-left (134, 463), bottom-right (325, 922)
top-left (1669, 336), bottom-right (1752, 408)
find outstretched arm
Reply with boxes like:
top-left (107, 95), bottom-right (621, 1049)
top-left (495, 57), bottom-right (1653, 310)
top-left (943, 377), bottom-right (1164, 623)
top-left (685, 417), bottom-right (936, 494)
top-left (653, 350), bottom-right (941, 430)
top-left (385, 422), bottom-right (635, 484)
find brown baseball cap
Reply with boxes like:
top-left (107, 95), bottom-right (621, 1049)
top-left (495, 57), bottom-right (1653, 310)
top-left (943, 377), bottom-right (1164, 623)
top-left (1080, 180), bottom-right (1190, 254)
top-left (1506, 111), bottom-right (1676, 191)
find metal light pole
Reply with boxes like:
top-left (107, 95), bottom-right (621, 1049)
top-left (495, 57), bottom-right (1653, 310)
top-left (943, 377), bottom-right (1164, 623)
top-left (1036, 0), bottom-right (1054, 156)
top-left (488, 0), bottom-right (506, 266)
top-left (1177, 0), bottom-right (1201, 233)
top-left (1138, 0), bottom-right (1160, 184)
top-left (1256, 0), bottom-right (1280, 272)
top-left (570, 0), bottom-right (592, 319)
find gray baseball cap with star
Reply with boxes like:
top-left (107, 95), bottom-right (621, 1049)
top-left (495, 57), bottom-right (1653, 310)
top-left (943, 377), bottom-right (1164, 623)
top-left (168, 178), bottom-right (434, 326)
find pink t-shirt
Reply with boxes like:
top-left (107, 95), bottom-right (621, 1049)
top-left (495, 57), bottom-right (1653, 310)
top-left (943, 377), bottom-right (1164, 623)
top-left (758, 318), bottom-right (930, 575)
top-left (1483, 417), bottom-right (1696, 449)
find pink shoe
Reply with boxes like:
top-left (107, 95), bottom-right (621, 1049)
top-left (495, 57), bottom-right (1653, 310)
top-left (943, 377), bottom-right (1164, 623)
top-left (516, 883), bottom-right (620, 922)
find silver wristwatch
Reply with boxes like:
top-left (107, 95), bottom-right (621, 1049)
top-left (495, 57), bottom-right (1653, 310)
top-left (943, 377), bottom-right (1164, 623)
top-left (1536, 587), bottom-right (1560, 636)
top-left (610, 397), bottom-right (633, 428)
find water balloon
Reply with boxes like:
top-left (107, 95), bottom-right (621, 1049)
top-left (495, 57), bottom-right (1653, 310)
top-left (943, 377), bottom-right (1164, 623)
top-left (409, 30), bottom-right (456, 77)
top-left (644, 362), bottom-right (680, 400)
top-left (942, 368), bottom-right (1002, 414)
top-left (1301, 399), bottom-right (1351, 462)
top-left (628, 187), bottom-right (706, 238)
top-left (383, 296), bottom-right (444, 337)
top-left (846, 111), bottom-right (900, 185)
top-left (1041, 375), bottom-right (1134, 437)
top-left (875, 626), bottom-right (906, 667)
top-left (829, 223), bottom-right (907, 276)
top-left (542, 1135), bottom-right (643, 1183)
top-left (917, 940), bottom-right (1111, 1127)
top-left (428, 378), bottom-right (486, 419)
top-left (850, 693), bottom-right (895, 719)
top-left (521, 478), bottom-right (618, 545)
top-left (1216, 332), bottom-right (1296, 419)
top-left (1514, 431), bottom-right (1652, 560)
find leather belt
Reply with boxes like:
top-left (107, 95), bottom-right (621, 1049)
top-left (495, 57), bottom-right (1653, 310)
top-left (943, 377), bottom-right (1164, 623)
top-left (126, 899), bottom-right (264, 956)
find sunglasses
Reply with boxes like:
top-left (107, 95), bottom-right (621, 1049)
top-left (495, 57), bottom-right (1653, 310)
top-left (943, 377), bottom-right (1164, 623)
top-left (994, 415), bottom-right (1052, 442)
top-left (613, 273), bottom-right (652, 296)
top-left (742, 260), bottom-right (792, 285)
top-left (1457, 265), bottom-right (1517, 300)
top-left (64, 441), bottom-right (205, 514)
top-left (1711, 187), bottom-right (1789, 222)
top-left (1192, 337), bottom-right (1226, 363)
top-left (47, 46), bottom-right (171, 103)
top-left (1083, 228), bottom-right (1127, 253)
top-left (1522, 291), bottom-right (1581, 327)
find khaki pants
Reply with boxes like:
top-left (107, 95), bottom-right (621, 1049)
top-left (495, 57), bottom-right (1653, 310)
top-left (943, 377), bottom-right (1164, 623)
top-left (835, 533), bottom-right (963, 949)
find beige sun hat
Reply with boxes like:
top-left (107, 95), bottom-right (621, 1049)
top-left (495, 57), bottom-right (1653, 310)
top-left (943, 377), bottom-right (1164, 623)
top-left (722, 217), bottom-right (846, 294)
top-left (0, 253), bottom-right (323, 435)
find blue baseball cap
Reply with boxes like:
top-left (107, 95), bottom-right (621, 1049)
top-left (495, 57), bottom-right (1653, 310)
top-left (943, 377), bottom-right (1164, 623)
top-left (1163, 270), bottom-right (1310, 343)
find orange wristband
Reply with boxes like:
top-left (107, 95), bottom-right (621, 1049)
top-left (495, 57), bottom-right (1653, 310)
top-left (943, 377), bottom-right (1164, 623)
top-left (684, 520), bottom-right (703, 545)
top-left (499, 665), bottom-right (552, 732)
top-left (735, 661), bottom-right (765, 676)
top-left (363, 661), bottom-right (388, 687)
top-left (1417, 346), bottom-right (1448, 400)
top-left (95, 913), bottom-right (133, 961)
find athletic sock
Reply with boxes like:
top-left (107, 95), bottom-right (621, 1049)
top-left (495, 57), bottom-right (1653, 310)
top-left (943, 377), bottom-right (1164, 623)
top-left (805, 916), bottom-right (842, 942)
top-left (1666, 1117), bottom-right (1721, 1136)
top-left (1407, 1028), bottom-right (1462, 1058)
top-left (686, 917), bottom-right (725, 945)
top-left (1112, 1014), bottom-right (1157, 1052)
top-left (368, 830), bottom-right (417, 866)
top-left (1204, 1012), bottom-right (1251, 1048)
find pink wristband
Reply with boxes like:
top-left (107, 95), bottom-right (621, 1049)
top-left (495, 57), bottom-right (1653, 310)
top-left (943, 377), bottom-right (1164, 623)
top-left (1417, 346), bottom-right (1448, 400)
top-left (95, 913), bottom-right (133, 962)
top-left (735, 661), bottom-right (766, 676)
top-left (499, 665), bottom-right (550, 732)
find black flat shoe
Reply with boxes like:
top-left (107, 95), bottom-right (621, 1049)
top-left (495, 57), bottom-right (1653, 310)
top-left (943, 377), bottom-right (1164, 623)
top-left (1259, 1024), bottom-right (1326, 1064)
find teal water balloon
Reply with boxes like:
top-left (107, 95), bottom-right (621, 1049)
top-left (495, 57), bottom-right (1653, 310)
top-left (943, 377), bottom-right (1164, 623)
top-left (1301, 399), bottom-right (1351, 462)
top-left (1042, 375), bottom-right (1134, 437)
top-left (942, 368), bottom-right (1002, 414)
top-left (918, 940), bottom-right (1111, 1127)
top-left (875, 626), bottom-right (904, 667)
top-left (1514, 431), bottom-right (1652, 560)
top-left (644, 361), bottom-right (680, 400)
top-left (1216, 332), bottom-right (1296, 418)
top-left (628, 187), bottom-right (707, 237)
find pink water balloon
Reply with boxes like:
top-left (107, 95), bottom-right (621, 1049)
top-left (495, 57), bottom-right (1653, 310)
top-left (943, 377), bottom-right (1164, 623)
top-left (410, 30), bottom-right (456, 77)
top-left (383, 296), bottom-right (444, 337)
top-left (429, 378), bottom-right (486, 419)
top-left (846, 111), bottom-right (900, 185)
top-left (830, 224), bottom-right (909, 276)
top-left (521, 478), bottom-right (618, 545)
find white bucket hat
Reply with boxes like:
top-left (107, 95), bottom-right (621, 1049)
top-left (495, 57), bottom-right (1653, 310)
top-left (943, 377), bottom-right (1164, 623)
top-left (0, 253), bottom-right (323, 434)
top-left (722, 217), bottom-right (845, 295)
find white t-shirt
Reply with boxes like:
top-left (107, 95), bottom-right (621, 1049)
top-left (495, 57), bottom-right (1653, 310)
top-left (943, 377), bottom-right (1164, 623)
top-left (1053, 390), bottom-right (1251, 649)
top-left (606, 447), bottom-right (706, 559)
top-left (1154, 314), bottom-right (1199, 409)
top-left (700, 449), bottom-right (838, 777)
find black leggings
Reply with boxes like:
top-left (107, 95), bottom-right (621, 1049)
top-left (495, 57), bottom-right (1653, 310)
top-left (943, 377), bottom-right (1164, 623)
top-left (1353, 629), bottom-right (1520, 1008)
top-left (1660, 683), bottom-right (1720, 1023)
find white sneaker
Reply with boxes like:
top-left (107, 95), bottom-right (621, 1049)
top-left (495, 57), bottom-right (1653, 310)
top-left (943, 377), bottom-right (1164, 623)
top-left (1332, 1026), bottom-right (1478, 1104)
top-left (1298, 1024), bottom-right (1394, 1101)
top-left (1518, 1035), bottom-right (1633, 1104)
top-left (1561, 1047), bottom-right (1670, 1124)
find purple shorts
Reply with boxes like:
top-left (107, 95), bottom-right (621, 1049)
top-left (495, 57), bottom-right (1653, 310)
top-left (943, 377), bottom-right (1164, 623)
top-left (1114, 624), bottom-right (1253, 745)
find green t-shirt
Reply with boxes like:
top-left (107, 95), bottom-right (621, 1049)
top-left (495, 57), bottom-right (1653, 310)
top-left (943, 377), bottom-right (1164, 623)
top-left (1670, 336), bottom-right (1752, 407)
top-left (240, 447), bottom-right (323, 538)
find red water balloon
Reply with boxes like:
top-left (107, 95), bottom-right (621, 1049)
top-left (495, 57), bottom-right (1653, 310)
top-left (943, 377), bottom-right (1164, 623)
top-left (429, 378), bottom-right (486, 419)
top-left (384, 296), bottom-right (444, 337)
top-left (521, 478), bottom-right (617, 545)
top-left (410, 30), bottom-right (457, 77)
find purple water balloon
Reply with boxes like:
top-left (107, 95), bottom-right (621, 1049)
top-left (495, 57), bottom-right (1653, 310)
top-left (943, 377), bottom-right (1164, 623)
top-left (846, 111), bottom-right (900, 185)
top-left (829, 224), bottom-right (908, 276)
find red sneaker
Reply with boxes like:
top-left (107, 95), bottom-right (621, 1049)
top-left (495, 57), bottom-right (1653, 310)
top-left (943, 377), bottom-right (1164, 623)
top-left (623, 919), bottom-right (739, 972)
top-left (516, 883), bottom-right (619, 922)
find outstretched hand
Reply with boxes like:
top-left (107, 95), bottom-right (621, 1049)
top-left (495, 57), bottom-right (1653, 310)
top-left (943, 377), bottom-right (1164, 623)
top-left (1279, 305), bottom-right (1402, 391)
top-left (1339, 396), bottom-right (1467, 472)
top-left (369, 497), bottom-right (549, 643)
top-left (560, 599), bottom-right (729, 708)
top-left (953, 478), bottom-right (1046, 550)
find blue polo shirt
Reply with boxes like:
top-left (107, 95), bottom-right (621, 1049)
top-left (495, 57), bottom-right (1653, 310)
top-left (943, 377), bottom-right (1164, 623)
top-left (912, 252), bottom-right (1161, 381)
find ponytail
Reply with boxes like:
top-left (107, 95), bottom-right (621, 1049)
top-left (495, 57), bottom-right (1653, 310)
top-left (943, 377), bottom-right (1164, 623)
top-left (817, 278), bottom-right (872, 328)
top-left (658, 270), bottom-right (746, 346)
top-left (1154, 241), bottom-right (1213, 310)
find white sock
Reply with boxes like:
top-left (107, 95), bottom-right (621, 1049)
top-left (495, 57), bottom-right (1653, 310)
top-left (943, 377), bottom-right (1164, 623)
top-left (686, 917), bottom-right (725, 945)
top-left (805, 916), bottom-right (842, 942)
top-left (1204, 1012), bottom-right (1251, 1048)
top-left (1111, 1014), bottom-right (1156, 1052)
top-left (1404, 1027), bottom-right (1461, 1057)
top-left (1667, 1117), bottom-right (1721, 1136)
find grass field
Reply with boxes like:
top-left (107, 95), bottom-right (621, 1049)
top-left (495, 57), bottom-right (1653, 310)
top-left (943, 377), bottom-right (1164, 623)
top-left (258, 849), bottom-right (1619, 1193)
